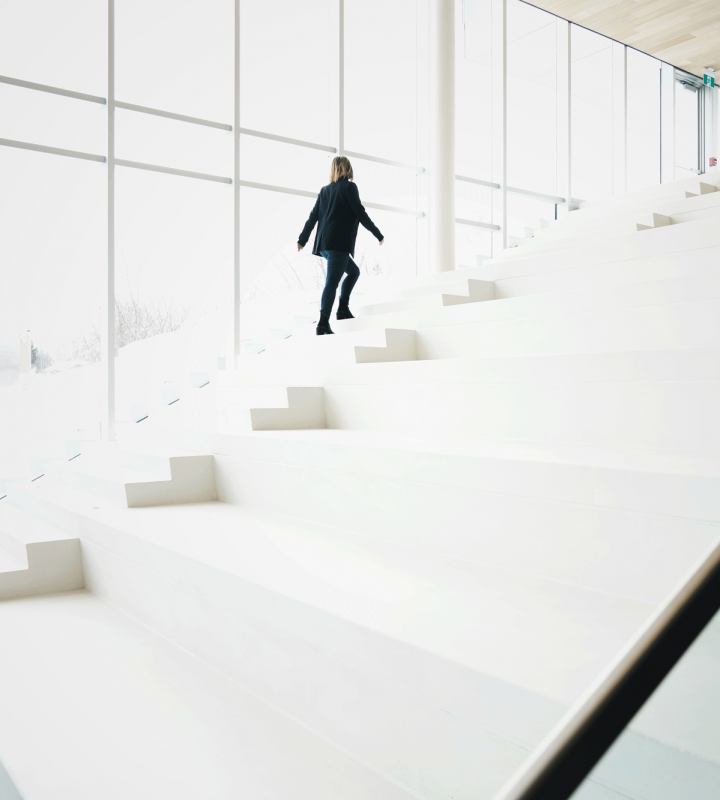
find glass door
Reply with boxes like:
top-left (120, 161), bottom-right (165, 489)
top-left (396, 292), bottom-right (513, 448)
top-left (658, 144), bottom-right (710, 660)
top-left (675, 72), bottom-right (702, 178)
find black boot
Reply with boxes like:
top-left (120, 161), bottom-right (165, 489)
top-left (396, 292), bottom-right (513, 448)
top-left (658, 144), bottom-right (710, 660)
top-left (336, 298), bottom-right (354, 320)
top-left (316, 314), bottom-right (334, 335)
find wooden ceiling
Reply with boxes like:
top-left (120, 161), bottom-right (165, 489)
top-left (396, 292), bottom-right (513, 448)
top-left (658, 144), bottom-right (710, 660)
top-left (527, 0), bottom-right (720, 78)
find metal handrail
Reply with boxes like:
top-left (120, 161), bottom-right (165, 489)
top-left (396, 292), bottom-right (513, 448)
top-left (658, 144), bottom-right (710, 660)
top-left (492, 537), bottom-right (720, 800)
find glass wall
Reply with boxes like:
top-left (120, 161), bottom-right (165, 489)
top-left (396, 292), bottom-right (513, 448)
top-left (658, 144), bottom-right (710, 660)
top-left (570, 608), bottom-right (720, 799)
top-left (0, 1), bottom-right (106, 493)
top-left (0, 0), bottom-right (717, 449)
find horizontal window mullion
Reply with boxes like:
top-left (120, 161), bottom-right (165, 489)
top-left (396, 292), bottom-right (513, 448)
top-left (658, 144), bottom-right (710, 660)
top-left (115, 158), bottom-right (231, 184)
top-left (115, 101), bottom-right (232, 131)
top-left (344, 149), bottom-right (424, 173)
top-left (0, 74), bottom-right (106, 104)
top-left (455, 217), bottom-right (501, 231)
top-left (0, 137), bottom-right (106, 163)
top-left (239, 127), bottom-right (337, 153)
top-left (239, 179), bottom-right (423, 217)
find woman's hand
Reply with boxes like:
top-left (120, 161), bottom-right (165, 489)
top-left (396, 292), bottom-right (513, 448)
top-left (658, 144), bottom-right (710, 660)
top-left (297, 243), bottom-right (304, 252)
top-left (379, 238), bottom-right (384, 246)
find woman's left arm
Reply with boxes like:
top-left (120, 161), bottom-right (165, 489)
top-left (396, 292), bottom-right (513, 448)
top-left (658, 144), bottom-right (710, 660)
top-left (346, 182), bottom-right (383, 243)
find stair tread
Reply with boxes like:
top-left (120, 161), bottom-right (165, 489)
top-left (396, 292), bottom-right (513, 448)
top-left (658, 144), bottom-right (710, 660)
top-left (56, 456), bottom-right (168, 485)
top-left (0, 501), bottom-right (76, 544)
top-left (238, 429), bottom-right (720, 477)
top-left (4, 482), bottom-right (658, 702)
top-left (0, 591), bottom-right (415, 800)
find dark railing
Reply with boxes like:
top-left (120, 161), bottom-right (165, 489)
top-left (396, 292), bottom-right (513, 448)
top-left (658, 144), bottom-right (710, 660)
top-left (492, 538), bottom-right (720, 800)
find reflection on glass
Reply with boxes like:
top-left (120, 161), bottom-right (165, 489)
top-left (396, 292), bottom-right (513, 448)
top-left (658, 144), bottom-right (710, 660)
top-left (0, 83), bottom-right (105, 155)
top-left (457, 0), bottom-right (492, 180)
top-left (0, 0), bottom-right (106, 95)
top-left (0, 148), bottom-right (104, 490)
top-left (240, 0), bottom-right (334, 145)
top-left (627, 49), bottom-right (660, 192)
top-left (114, 169), bottom-right (232, 428)
top-left (571, 25), bottom-right (613, 202)
top-left (456, 223), bottom-right (492, 269)
top-left (116, 0), bottom-right (233, 122)
top-left (115, 108), bottom-right (233, 177)
top-left (507, 193), bottom-right (556, 245)
top-left (352, 160), bottom-right (417, 210)
top-left (345, 0), bottom-right (418, 164)
top-left (507, 1), bottom-right (558, 196)
top-left (570, 608), bottom-right (720, 799)
top-left (239, 136), bottom-right (333, 193)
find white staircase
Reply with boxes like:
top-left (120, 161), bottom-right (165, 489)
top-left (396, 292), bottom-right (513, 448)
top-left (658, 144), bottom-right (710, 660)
top-left (0, 174), bottom-right (719, 799)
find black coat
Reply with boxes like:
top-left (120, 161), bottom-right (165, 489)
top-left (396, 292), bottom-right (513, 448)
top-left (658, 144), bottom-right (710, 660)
top-left (298, 178), bottom-right (383, 257)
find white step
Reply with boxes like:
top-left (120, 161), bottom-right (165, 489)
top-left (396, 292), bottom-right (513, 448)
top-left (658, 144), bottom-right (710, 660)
top-left (0, 502), bottom-right (83, 599)
top-left (533, 189), bottom-right (720, 242)
top-left (118, 426), bottom-right (720, 523)
top-left (357, 279), bottom-right (495, 317)
top-left (10, 475), bottom-right (715, 800)
top-left (577, 174), bottom-right (720, 215)
top-left (329, 272), bottom-right (720, 360)
top-left (0, 591), bottom-right (417, 800)
top-left (501, 213), bottom-right (676, 258)
top-left (489, 213), bottom-right (716, 268)
top-left (50, 443), bottom-right (216, 508)
top-left (363, 213), bottom-right (720, 297)
top-left (263, 327), bottom-right (417, 364)
top-left (10, 479), bottom-right (716, 800)
top-left (313, 349), bottom-right (720, 451)
top-left (219, 386), bottom-right (326, 431)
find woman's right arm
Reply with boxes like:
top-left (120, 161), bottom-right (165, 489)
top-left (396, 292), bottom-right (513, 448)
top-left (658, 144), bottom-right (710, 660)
top-left (298, 195), bottom-right (320, 250)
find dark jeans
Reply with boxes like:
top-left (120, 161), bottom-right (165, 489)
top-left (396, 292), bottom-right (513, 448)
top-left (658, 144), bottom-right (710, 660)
top-left (320, 250), bottom-right (360, 318)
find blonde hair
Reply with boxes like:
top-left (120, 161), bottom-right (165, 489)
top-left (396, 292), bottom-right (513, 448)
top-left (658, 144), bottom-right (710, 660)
top-left (329, 156), bottom-right (353, 183)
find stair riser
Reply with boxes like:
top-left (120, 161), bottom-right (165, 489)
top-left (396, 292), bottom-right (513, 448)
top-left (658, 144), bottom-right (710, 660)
top-left (0, 526), bottom-right (28, 563)
top-left (323, 381), bottom-right (720, 451)
top-left (0, 539), bottom-right (83, 600)
top-left (126, 456), bottom-right (217, 507)
top-left (51, 456), bottom-right (216, 509)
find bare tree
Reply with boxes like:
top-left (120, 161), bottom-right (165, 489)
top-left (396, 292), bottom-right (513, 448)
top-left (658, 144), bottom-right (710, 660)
top-left (65, 290), bottom-right (189, 363)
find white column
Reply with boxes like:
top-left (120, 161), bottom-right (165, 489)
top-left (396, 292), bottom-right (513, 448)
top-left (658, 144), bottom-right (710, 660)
top-left (660, 62), bottom-right (675, 183)
top-left (556, 18), bottom-right (571, 215)
top-left (429, 0), bottom-right (455, 272)
top-left (612, 41), bottom-right (627, 194)
top-left (103, 0), bottom-right (116, 441)
top-left (233, 0), bottom-right (240, 367)
top-left (339, 0), bottom-right (345, 154)
top-left (490, 0), bottom-right (507, 249)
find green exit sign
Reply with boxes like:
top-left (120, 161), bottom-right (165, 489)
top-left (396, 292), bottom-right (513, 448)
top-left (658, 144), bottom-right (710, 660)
top-left (704, 73), bottom-right (715, 88)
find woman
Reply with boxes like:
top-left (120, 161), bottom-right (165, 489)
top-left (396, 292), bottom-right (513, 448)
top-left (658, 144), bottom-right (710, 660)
top-left (297, 156), bottom-right (384, 335)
